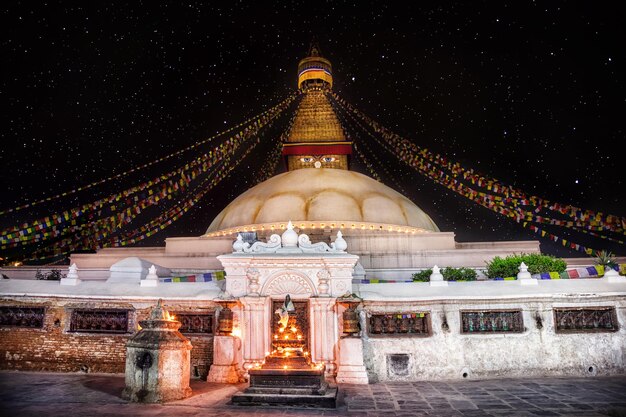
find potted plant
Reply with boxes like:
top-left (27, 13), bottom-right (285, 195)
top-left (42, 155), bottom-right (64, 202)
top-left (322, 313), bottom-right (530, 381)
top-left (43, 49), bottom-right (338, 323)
top-left (593, 250), bottom-right (618, 275)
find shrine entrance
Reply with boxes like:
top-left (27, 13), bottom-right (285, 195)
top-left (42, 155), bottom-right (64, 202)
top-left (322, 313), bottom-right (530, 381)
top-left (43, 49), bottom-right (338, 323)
top-left (271, 298), bottom-right (310, 353)
top-left (212, 229), bottom-right (368, 385)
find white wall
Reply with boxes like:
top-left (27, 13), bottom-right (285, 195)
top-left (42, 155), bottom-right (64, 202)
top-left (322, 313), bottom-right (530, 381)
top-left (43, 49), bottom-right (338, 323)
top-left (361, 297), bottom-right (626, 381)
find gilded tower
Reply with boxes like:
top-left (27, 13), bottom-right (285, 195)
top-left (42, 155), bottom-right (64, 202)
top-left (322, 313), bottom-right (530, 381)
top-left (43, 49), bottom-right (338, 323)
top-left (282, 44), bottom-right (352, 171)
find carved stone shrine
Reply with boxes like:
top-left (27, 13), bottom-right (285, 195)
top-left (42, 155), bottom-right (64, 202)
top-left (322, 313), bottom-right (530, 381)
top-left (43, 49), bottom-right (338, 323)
top-left (123, 299), bottom-right (192, 403)
top-left (217, 223), bottom-right (359, 407)
top-left (232, 295), bottom-right (337, 407)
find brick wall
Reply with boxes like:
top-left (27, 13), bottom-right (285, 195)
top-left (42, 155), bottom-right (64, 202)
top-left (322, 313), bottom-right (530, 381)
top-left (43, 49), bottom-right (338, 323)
top-left (0, 298), bottom-right (215, 378)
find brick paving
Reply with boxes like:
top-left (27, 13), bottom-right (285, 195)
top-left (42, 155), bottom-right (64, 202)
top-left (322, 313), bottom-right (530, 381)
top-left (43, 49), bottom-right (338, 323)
top-left (0, 371), bottom-right (625, 417)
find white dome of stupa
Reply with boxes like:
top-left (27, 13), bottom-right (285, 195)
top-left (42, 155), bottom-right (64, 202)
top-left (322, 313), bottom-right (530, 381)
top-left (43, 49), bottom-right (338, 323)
top-left (205, 168), bottom-right (439, 235)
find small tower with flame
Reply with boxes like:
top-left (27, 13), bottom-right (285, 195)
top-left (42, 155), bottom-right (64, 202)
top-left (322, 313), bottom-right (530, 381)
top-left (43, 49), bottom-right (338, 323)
top-left (123, 299), bottom-right (192, 403)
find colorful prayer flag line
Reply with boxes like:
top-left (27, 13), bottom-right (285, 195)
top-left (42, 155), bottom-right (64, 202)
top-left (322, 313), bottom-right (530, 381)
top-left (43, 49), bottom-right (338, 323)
top-left (162, 271), bottom-right (225, 283)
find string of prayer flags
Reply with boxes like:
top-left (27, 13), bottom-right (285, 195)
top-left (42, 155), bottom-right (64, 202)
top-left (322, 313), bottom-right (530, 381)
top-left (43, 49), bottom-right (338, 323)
top-left (162, 271), bottom-right (225, 283)
top-left (0, 93), bottom-right (298, 217)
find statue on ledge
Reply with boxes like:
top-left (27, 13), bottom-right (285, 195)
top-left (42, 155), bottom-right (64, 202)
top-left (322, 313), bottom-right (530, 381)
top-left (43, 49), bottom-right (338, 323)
top-left (274, 294), bottom-right (295, 328)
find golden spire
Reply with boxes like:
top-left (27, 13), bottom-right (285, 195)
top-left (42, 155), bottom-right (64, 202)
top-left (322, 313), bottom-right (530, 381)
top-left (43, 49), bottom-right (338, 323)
top-left (297, 41), bottom-right (333, 91)
top-left (284, 44), bottom-right (351, 171)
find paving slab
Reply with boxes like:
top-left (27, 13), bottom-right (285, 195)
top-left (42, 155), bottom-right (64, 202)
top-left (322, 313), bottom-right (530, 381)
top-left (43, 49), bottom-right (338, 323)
top-left (0, 371), bottom-right (625, 417)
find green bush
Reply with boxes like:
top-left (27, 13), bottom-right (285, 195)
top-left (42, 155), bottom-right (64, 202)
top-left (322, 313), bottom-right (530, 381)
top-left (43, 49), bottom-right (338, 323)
top-left (485, 253), bottom-right (567, 279)
top-left (412, 269), bottom-right (432, 282)
top-left (35, 269), bottom-right (63, 281)
top-left (442, 267), bottom-right (478, 281)
top-left (412, 267), bottom-right (478, 282)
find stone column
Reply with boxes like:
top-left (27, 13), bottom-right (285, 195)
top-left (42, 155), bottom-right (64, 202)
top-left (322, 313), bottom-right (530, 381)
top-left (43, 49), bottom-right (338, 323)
top-left (207, 335), bottom-right (242, 383)
top-left (335, 302), bottom-right (368, 384)
top-left (239, 296), bottom-right (271, 371)
top-left (336, 338), bottom-right (369, 384)
top-left (309, 297), bottom-right (337, 374)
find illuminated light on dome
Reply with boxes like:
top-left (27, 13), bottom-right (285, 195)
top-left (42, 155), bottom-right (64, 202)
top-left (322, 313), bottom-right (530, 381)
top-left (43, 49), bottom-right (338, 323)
top-left (205, 168), bottom-right (439, 235)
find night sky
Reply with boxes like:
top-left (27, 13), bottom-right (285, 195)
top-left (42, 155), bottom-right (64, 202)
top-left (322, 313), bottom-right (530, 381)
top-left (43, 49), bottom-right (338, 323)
top-left (1, 1), bottom-right (624, 261)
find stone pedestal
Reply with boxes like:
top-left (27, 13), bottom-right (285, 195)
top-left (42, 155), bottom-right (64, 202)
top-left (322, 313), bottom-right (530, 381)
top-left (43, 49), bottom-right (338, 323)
top-left (232, 364), bottom-right (338, 408)
top-left (123, 300), bottom-right (192, 403)
top-left (207, 335), bottom-right (242, 383)
top-left (336, 337), bottom-right (369, 384)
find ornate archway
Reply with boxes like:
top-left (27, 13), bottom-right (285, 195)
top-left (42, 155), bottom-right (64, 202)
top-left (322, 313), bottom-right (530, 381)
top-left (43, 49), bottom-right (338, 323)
top-left (260, 270), bottom-right (317, 298)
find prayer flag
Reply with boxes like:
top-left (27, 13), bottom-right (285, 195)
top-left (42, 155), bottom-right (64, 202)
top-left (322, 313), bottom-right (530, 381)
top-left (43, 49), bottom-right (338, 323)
top-left (567, 269), bottom-right (580, 279)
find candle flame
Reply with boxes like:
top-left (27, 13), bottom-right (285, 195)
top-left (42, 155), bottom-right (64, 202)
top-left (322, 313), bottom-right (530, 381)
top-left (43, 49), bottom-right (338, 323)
top-left (231, 326), bottom-right (242, 338)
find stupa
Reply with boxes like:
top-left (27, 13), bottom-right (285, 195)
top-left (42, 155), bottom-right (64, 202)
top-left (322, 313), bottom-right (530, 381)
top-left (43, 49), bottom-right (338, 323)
top-left (62, 42), bottom-right (541, 280)
top-left (2, 44), bottom-right (621, 387)
top-left (206, 42), bottom-right (440, 239)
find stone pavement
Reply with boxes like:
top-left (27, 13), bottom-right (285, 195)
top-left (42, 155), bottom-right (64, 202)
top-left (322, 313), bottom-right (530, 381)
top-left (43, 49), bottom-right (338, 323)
top-left (0, 371), bottom-right (625, 417)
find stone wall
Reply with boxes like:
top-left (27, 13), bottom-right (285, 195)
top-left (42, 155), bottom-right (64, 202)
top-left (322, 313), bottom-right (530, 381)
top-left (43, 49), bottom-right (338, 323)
top-left (2, 290), bottom-right (624, 382)
top-left (0, 297), bottom-right (215, 378)
top-left (361, 297), bottom-right (626, 381)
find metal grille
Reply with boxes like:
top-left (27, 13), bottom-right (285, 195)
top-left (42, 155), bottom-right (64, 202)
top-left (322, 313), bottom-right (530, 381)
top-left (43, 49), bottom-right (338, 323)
top-left (369, 313), bottom-right (430, 336)
top-left (176, 313), bottom-right (213, 334)
top-left (69, 309), bottom-right (129, 333)
top-left (0, 306), bottom-right (45, 328)
top-left (554, 307), bottom-right (618, 333)
top-left (461, 310), bottom-right (524, 333)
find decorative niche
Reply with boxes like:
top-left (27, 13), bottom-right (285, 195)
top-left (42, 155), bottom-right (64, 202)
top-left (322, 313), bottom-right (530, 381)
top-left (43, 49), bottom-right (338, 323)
top-left (460, 310), bottom-right (524, 334)
top-left (368, 312), bottom-right (431, 337)
top-left (554, 307), bottom-right (618, 333)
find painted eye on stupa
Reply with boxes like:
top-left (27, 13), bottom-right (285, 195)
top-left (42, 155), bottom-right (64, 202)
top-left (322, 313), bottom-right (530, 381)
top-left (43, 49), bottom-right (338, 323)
top-left (322, 157), bottom-right (335, 163)
top-left (300, 156), bottom-right (314, 163)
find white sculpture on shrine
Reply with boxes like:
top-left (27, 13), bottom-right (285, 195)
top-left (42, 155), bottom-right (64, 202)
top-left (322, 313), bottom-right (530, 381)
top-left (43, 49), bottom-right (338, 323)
top-left (518, 262), bottom-right (538, 286)
top-left (331, 231), bottom-right (347, 252)
top-left (140, 265), bottom-right (159, 287)
top-left (298, 234), bottom-right (333, 252)
top-left (281, 221), bottom-right (298, 247)
top-left (429, 265), bottom-right (448, 287)
top-left (60, 263), bottom-right (81, 286)
top-left (244, 234), bottom-right (282, 253)
top-left (232, 234), bottom-right (248, 252)
top-left (317, 269), bottom-right (331, 296)
top-left (231, 220), bottom-right (347, 254)
top-left (246, 268), bottom-right (261, 296)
